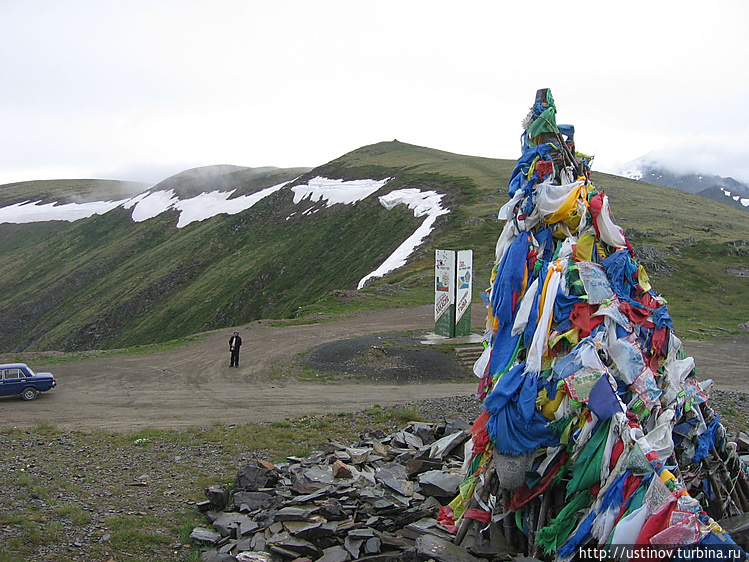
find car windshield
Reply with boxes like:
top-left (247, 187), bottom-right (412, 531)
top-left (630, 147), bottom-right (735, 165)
top-left (26, 367), bottom-right (35, 376)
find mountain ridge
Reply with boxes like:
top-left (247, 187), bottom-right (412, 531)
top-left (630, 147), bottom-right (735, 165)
top-left (621, 157), bottom-right (749, 212)
top-left (0, 178), bottom-right (148, 206)
top-left (1, 140), bottom-right (748, 353)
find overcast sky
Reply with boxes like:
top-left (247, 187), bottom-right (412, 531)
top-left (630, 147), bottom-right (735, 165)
top-left (2, 0), bottom-right (748, 188)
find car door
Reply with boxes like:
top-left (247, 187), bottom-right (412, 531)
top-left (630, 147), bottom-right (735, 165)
top-left (0, 368), bottom-right (24, 396)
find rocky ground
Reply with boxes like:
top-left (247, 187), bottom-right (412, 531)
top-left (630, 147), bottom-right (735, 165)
top-left (2, 389), bottom-right (748, 561)
top-left (2, 304), bottom-right (748, 560)
top-left (1, 395), bottom-right (485, 561)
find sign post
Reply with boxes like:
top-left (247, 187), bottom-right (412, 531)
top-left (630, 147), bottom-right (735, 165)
top-left (455, 249), bottom-right (473, 337)
top-left (434, 249), bottom-right (473, 337)
top-left (434, 249), bottom-right (455, 337)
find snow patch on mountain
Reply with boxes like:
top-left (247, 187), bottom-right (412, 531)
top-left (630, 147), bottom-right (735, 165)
top-left (619, 163), bottom-right (643, 181)
top-left (122, 181), bottom-right (290, 227)
top-left (0, 198), bottom-right (129, 223)
top-left (0, 176), bottom-right (447, 289)
top-left (0, 176), bottom-right (389, 227)
top-left (357, 188), bottom-right (450, 289)
top-left (721, 187), bottom-right (749, 207)
top-left (175, 182), bottom-right (288, 227)
top-left (291, 176), bottom-right (390, 206)
top-left (124, 190), bottom-right (178, 222)
top-left (618, 155), bottom-right (749, 213)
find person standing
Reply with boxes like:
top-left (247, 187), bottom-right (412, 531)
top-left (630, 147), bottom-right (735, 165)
top-left (229, 331), bottom-right (242, 367)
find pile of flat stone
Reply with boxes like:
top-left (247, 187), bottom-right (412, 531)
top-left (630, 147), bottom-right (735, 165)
top-left (191, 418), bottom-right (502, 562)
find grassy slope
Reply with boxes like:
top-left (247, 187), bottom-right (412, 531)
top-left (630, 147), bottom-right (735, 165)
top-left (0, 161), bottom-right (426, 350)
top-left (321, 142), bottom-right (749, 337)
top-left (0, 141), bottom-right (747, 352)
top-left (315, 141), bottom-right (514, 288)
top-left (592, 171), bottom-right (749, 334)
top-left (0, 178), bottom-right (147, 205)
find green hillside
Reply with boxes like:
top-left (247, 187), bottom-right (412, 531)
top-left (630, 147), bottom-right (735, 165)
top-left (0, 178), bottom-right (147, 206)
top-left (0, 140), bottom-right (747, 352)
top-left (148, 165), bottom-right (313, 198)
top-left (323, 142), bottom-right (749, 334)
top-left (586, 172), bottom-right (749, 335)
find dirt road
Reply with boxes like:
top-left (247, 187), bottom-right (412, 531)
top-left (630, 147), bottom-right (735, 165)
top-left (2, 305), bottom-right (747, 432)
top-left (2, 305), bottom-right (478, 431)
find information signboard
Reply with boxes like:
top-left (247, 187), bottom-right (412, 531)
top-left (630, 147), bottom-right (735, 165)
top-left (434, 249), bottom-right (455, 337)
top-left (455, 250), bottom-right (473, 336)
top-left (434, 249), bottom-right (472, 337)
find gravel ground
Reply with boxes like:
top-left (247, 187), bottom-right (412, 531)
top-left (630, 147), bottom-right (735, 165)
top-left (303, 332), bottom-right (466, 382)
top-left (2, 314), bottom-right (747, 561)
top-left (1, 399), bottom-right (481, 561)
top-left (0, 430), bottom-right (255, 560)
top-left (695, 388), bottom-right (749, 434)
top-left (2, 389), bottom-right (747, 561)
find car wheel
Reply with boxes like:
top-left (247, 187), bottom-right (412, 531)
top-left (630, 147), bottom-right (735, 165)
top-left (21, 387), bottom-right (39, 401)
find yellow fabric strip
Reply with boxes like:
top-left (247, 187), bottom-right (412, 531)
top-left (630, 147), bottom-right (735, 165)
top-left (544, 183), bottom-right (584, 224)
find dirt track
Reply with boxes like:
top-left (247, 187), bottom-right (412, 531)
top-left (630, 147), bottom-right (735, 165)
top-left (2, 305), bottom-right (747, 432)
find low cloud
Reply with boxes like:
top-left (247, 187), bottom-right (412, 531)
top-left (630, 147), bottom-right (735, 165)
top-left (618, 137), bottom-right (749, 185)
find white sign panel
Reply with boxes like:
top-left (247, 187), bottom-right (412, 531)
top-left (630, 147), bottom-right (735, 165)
top-left (455, 250), bottom-right (473, 323)
top-left (434, 249), bottom-right (455, 322)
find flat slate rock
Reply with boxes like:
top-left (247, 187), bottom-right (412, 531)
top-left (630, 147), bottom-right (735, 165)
top-left (232, 490), bottom-right (275, 511)
top-left (415, 534), bottom-right (483, 562)
top-left (417, 470), bottom-right (463, 497)
top-left (189, 526), bottom-right (222, 544)
top-left (194, 418), bottom-right (483, 561)
top-left (317, 545), bottom-right (352, 562)
top-left (274, 505), bottom-right (318, 521)
top-left (235, 463), bottom-right (279, 490)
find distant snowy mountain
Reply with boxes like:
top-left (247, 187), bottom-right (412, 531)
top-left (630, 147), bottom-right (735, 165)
top-left (0, 141), bottom-right (471, 352)
top-left (0, 173), bottom-right (448, 292)
top-left (3, 141), bottom-right (749, 353)
top-left (620, 157), bottom-right (749, 211)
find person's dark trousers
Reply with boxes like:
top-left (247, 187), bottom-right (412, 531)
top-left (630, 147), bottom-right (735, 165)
top-left (230, 350), bottom-right (239, 367)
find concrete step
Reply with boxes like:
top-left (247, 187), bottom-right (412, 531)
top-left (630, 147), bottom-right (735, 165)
top-left (454, 345), bottom-right (484, 369)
